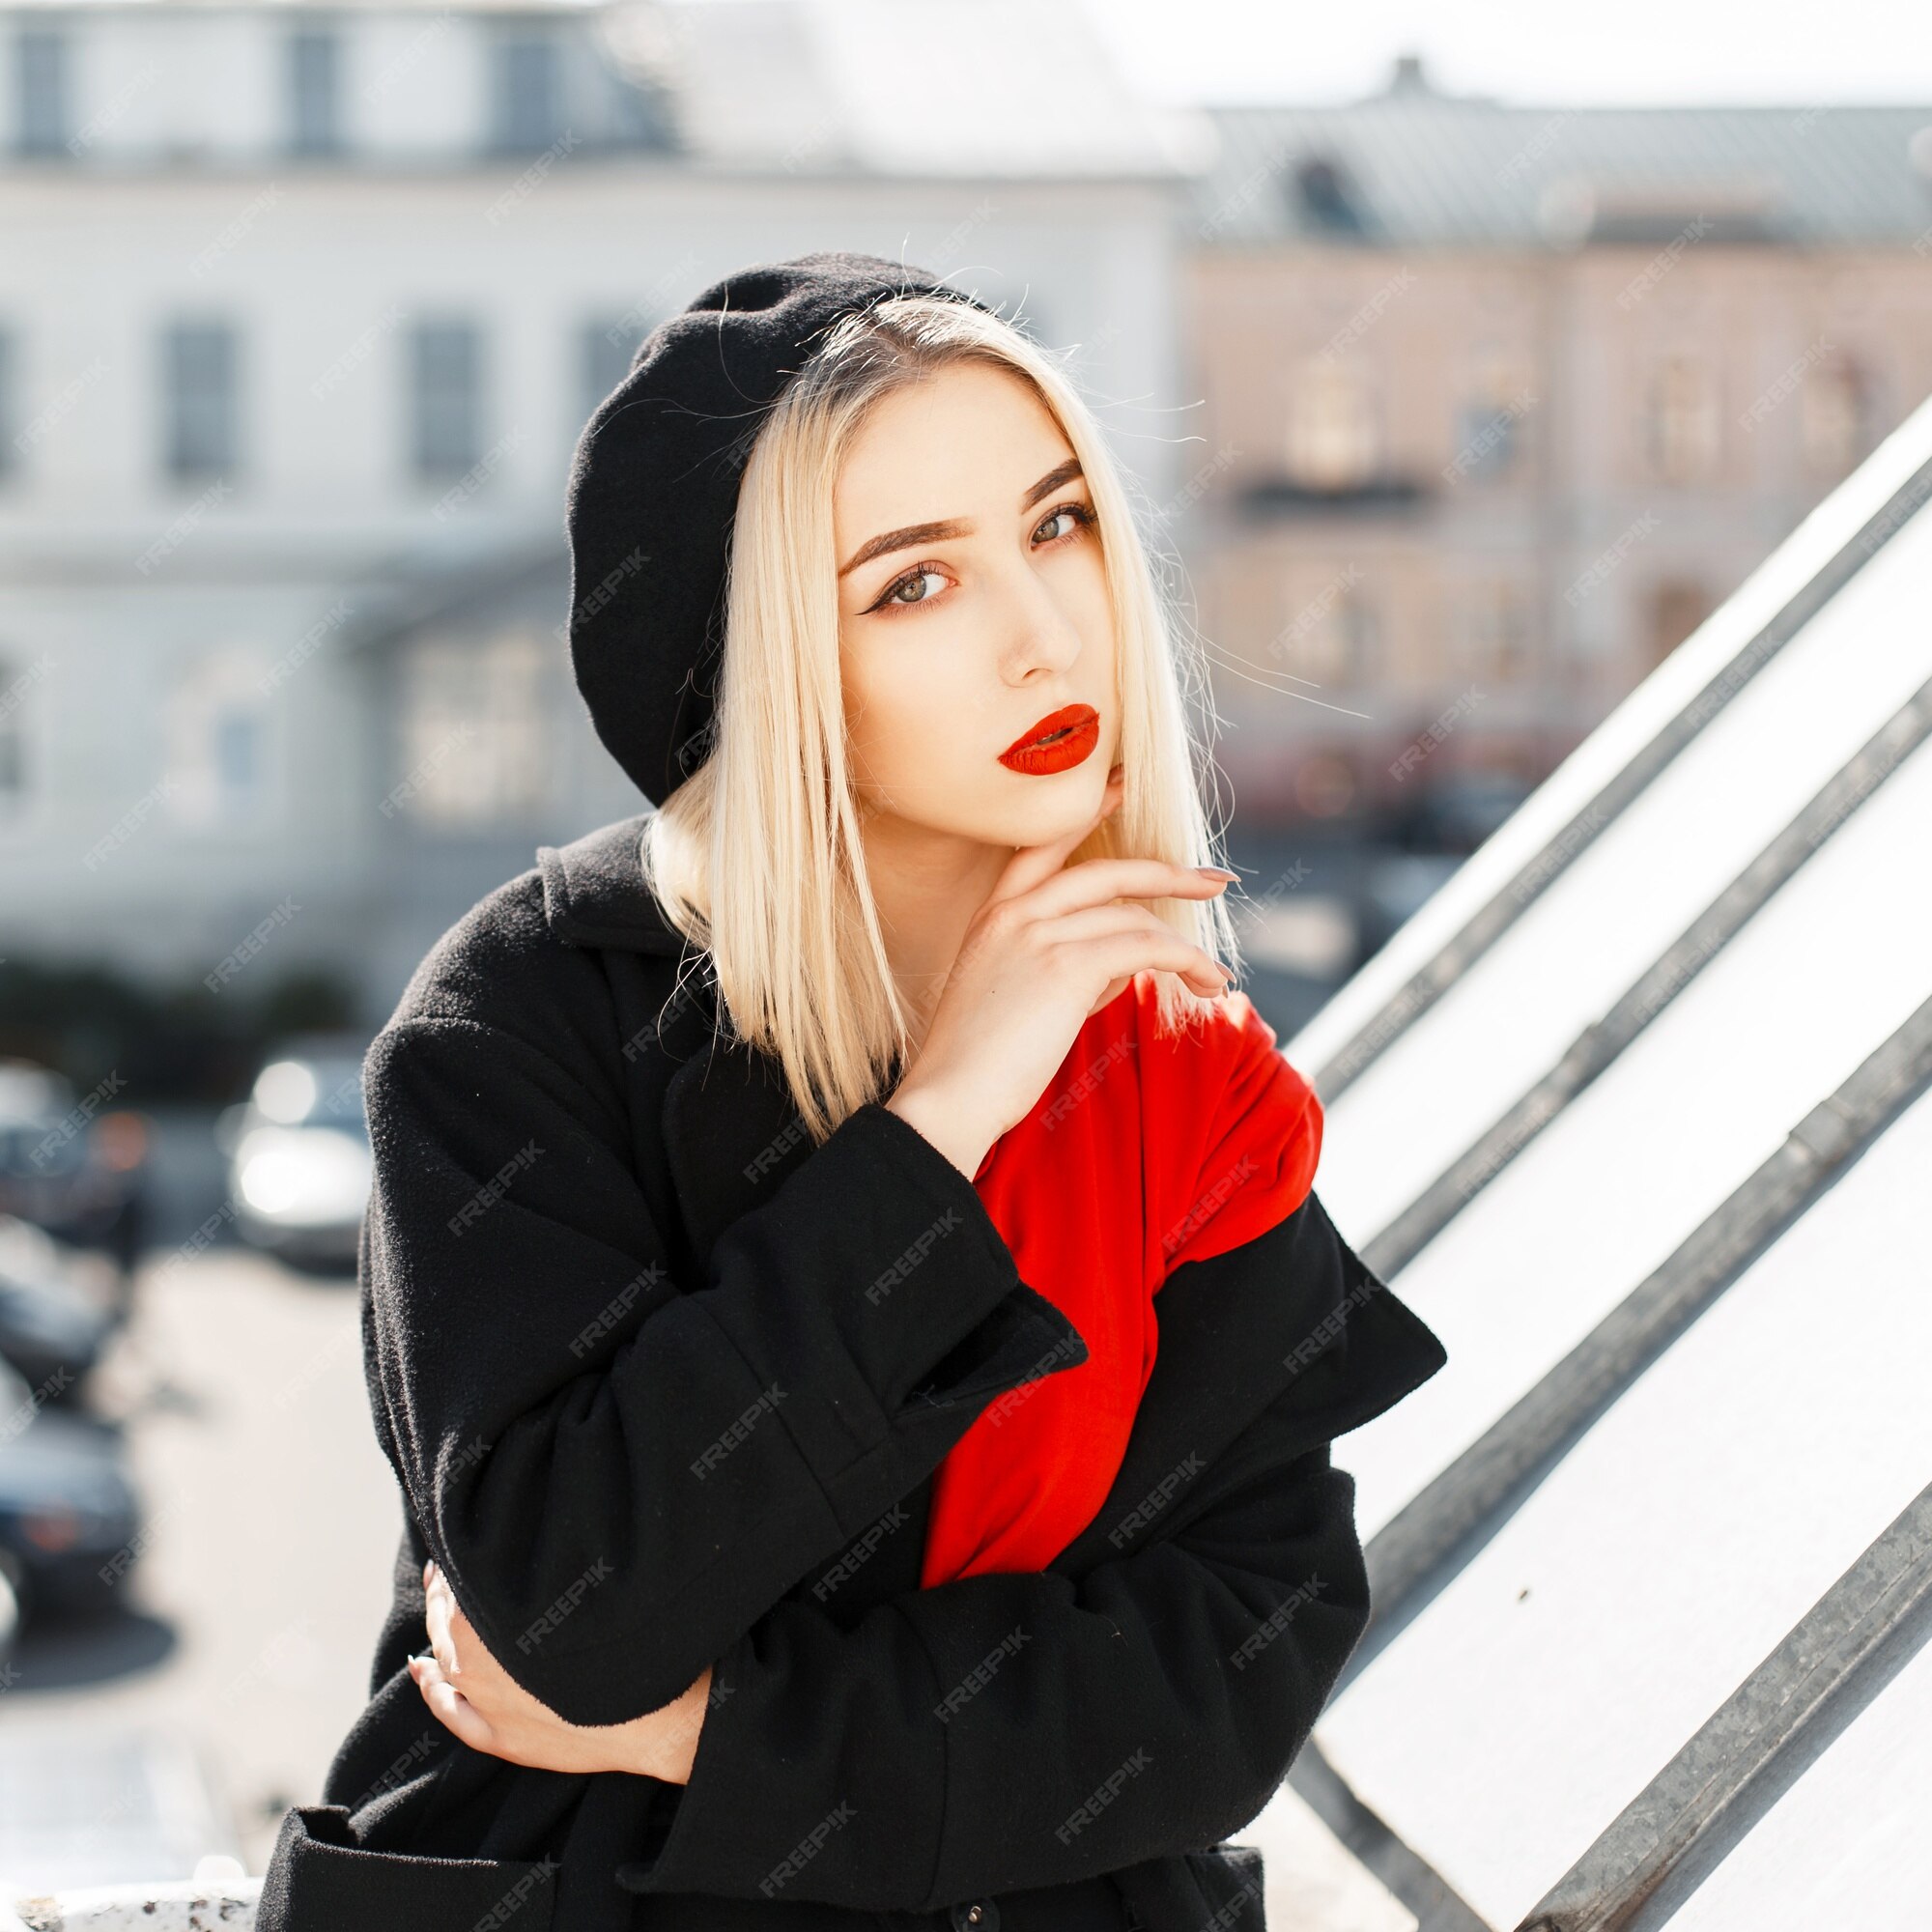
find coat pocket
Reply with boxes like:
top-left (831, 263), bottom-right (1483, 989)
top-left (1110, 1841), bottom-right (1267, 1932)
top-left (256, 1803), bottom-right (559, 1932)
top-left (1188, 1841), bottom-right (1266, 1926)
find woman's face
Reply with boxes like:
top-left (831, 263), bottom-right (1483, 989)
top-left (834, 359), bottom-right (1119, 856)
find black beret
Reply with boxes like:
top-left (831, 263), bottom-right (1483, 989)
top-left (563, 249), bottom-right (1001, 806)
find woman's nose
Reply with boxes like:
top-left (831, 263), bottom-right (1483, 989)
top-left (995, 575), bottom-right (1086, 680)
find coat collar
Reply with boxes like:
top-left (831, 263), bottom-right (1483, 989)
top-left (536, 811), bottom-right (688, 955)
top-left (534, 815), bottom-right (825, 1253)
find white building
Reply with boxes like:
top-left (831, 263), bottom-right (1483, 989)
top-left (0, 0), bottom-right (1205, 1019)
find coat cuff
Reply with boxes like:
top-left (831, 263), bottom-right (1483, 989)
top-left (692, 1098), bottom-right (1090, 1538)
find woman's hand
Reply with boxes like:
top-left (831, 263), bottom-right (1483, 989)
top-left (408, 1560), bottom-right (712, 1783)
top-left (887, 762), bottom-right (1237, 1179)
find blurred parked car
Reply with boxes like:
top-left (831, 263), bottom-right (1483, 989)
top-left (1379, 768), bottom-right (1535, 857)
top-left (217, 1035), bottom-right (372, 1272)
top-left (0, 1214), bottom-right (115, 1398)
top-left (0, 1548), bottom-right (15, 1668)
top-left (0, 1059), bottom-right (153, 1271)
top-left (0, 1352), bottom-right (142, 1629)
top-left (1353, 850), bottom-right (1464, 966)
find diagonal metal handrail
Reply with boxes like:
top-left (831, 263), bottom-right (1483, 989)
top-left (1342, 990), bottom-right (1932, 1689)
top-left (1312, 450), bottom-right (1932, 1106)
top-left (1362, 669), bottom-right (1932, 1280)
top-left (1517, 1477), bottom-right (1932, 1932)
top-left (1283, 1738), bottom-right (1498, 1932)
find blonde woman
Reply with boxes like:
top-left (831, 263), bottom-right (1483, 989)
top-left (258, 253), bottom-right (1446, 1932)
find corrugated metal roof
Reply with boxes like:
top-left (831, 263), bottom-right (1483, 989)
top-left (1228, 368), bottom-right (1932, 1930)
top-left (1195, 91), bottom-right (1932, 245)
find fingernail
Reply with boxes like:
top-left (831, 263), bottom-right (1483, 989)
top-left (1195, 867), bottom-right (1239, 881)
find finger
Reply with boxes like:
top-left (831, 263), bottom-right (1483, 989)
top-left (1035, 899), bottom-right (1219, 951)
top-left (940, 867), bottom-right (1223, 1014)
top-left (1064, 927), bottom-right (1235, 994)
top-left (444, 1600), bottom-right (498, 1691)
top-left (1046, 914), bottom-right (1233, 998)
top-left (1025, 902), bottom-right (1225, 991)
top-left (423, 1572), bottom-right (460, 1677)
top-left (410, 1654), bottom-right (497, 1754)
top-left (422, 1677), bottom-right (497, 1756)
top-left (1009, 856), bottom-right (1237, 928)
top-left (987, 763), bottom-right (1124, 904)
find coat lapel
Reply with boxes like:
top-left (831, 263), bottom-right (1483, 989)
top-left (659, 1024), bottom-right (818, 1266)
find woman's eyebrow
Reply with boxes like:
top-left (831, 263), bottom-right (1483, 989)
top-left (838, 458), bottom-right (1085, 579)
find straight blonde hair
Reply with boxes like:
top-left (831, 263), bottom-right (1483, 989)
top-left (641, 292), bottom-right (1243, 1143)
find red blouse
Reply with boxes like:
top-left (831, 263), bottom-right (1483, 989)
top-left (918, 972), bottom-right (1324, 1588)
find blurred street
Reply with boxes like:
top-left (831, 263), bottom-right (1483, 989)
top-left (0, 1110), bottom-right (398, 1883)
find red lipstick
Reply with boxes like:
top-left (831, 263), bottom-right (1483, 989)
top-left (998, 703), bottom-right (1100, 776)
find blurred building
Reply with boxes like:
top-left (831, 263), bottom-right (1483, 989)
top-left (1183, 55), bottom-right (1932, 824)
top-left (0, 0), bottom-right (1202, 1021)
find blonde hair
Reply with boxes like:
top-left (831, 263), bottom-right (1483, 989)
top-left (641, 292), bottom-right (1242, 1143)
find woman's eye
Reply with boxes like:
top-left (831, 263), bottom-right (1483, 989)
top-left (1034, 501), bottom-right (1096, 546)
top-left (882, 566), bottom-right (947, 610)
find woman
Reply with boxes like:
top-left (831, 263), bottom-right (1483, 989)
top-left (257, 252), bottom-right (1447, 1932)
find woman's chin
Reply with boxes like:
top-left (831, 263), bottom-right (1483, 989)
top-left (867, 797), bottom-right (1094, 852)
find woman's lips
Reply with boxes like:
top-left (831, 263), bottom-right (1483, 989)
top-left (998, 702), bottom-right (1100, 776)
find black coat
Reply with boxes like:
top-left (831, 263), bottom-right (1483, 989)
top-left (256, 810), bottom-right (1448, 1932)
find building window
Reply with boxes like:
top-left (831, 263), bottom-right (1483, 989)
top-left (1287, 355), bottom-right (1379, 491)
top-left (580, 315), bottom-right (641, 424)
top-left (0, 325), bottom-right (16, 480)
top-left (489, 36), bottom-right (563, 155)
top-left (1643, 353), bottom-right (1720, 484)
top-left (288, 28), bottom-right (342, 156)
top-left (394, 632), bottom-right (547, 825)
top-left (1645, 580), bottom-right (1712, 668)
top-left (1452, 400), bottom-right (1517, 481)
top-left (409, 321), bottom-right (483, 480)
top-left (1281, 575), bottom-right (1381, 687)
top-left (0, 652), bottom-right (33, 810)
top-left (16, 29), bottom-right (69, 156)
top-left (1800, 350), bottom-right (1877, 479)
top-left (1293, 155), bottom-right (1368, 237)
top-left (1453, 581), bottom-right (1532, 681)
top-left (1451, 350), bottom-right (1533, 483)
top-left (214, 709), bottom-right (259, 797)
top-left (162, 319), bottom-right (240, 482)
top-left (164, 651), bottom-right (274, 826)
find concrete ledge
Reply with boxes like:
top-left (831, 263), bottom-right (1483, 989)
top-left (1, 1872), bottom-right (260, 1931)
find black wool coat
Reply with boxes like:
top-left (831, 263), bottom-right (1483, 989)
top-left (255, 810), bottom-right (1448, 1932)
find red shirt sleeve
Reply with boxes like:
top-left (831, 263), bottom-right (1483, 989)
top-left (1143, 986), bottom-right (1323, 1283)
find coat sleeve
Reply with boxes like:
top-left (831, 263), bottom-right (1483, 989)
top-left (615, 1195), bottom-right (1450, 1913)
top-left (359, 1013), bottom-right (1089, 1728)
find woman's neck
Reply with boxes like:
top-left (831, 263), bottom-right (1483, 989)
top-left (861, 819), bottom-right (1015, 1050)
